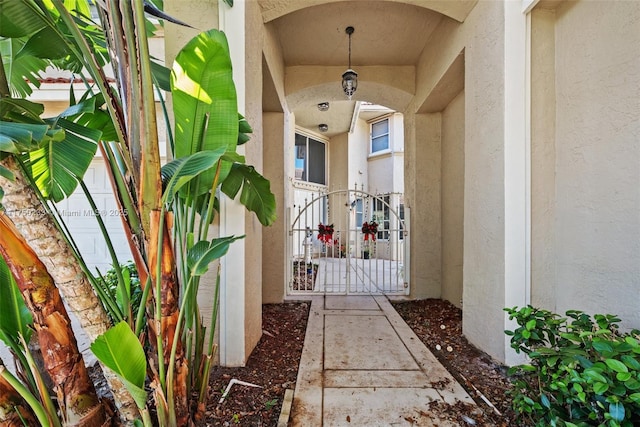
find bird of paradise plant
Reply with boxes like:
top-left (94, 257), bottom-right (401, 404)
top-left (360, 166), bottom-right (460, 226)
top-left (0, 1), bottom-right (275, 426)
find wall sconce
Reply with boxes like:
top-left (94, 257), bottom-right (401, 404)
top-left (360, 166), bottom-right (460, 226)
top-left (341, 26), bottom-right (357, 100)
top-left (318, 124), bottom-right (328, 132)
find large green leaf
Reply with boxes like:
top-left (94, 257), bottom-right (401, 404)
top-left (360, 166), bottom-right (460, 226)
top-left (187, 235), bottom-right (244, 276)
top-left (221, 163), bottom-right (277, 226)
top-left (171, 29), bottom-right (238, 195)
top-left (160, 148), bottom-right (226, 203)
top-left (0, 98), bottom-right (44, 124)
top-left (65, 93), bottom-right (118, 142)
top-left (237, 114), bottom-right (252, 145)
top-left (0, 256), bottom-right (33, 345)
top-left (0, 164), bottom-right (14, 181)
top-left (151, 59), bottom-right (171, 92)
top-left (0, 38), bottom-right (48, 98)
top-left (17, 25), bottom-right (69, 60)
top-left (0, 121), bottom-right (50, 153)
top-left (24, 117), bottom-right (99, 201)
top-left (91, 321), bottom-right (147, 409)
top-left (0, 0), bottom-right (49, 38)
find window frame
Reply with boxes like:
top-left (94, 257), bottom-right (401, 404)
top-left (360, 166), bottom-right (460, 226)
top-left (370, 117), bottom-right (390, 154)
top-left (294, 131), bottom-right (327, 185)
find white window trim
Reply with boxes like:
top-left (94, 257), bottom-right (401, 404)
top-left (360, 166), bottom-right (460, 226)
top-left (294, 128), bottom-right (328, 186)
top-left (369, 116), bottom-right (392, 155)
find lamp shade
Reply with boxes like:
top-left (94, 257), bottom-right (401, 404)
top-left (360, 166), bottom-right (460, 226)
top-left (342, 69), bottom-right (358, 99)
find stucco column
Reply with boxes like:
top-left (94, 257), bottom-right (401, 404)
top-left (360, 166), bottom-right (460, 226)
top-left (410, 113), bottom-right (442, 299)
top-left (502, 0), bottom-right (530, 366)
top-left (217, 0), bottom-right (247, 366)
top-left (462, 1), bottom-right (529, 365)
top-left (262, 113), bottom-right (286, 302)
top-left (164, 0), bottom-right (249, 366)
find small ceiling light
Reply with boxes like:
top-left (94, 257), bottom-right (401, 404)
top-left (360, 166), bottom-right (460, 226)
top-left (317, 102), bottom-right (330, 111)
top-left (318, 123), bottom-right (328, 132)
top-left (342, 26), bottom-right (357, 100)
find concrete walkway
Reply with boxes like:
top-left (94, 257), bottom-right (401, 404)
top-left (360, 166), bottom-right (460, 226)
top-left (290, 295), bottom-right (476, 426)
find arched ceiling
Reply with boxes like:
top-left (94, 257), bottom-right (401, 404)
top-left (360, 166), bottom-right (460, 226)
top-left (259, 0), bottom-right (478, 23)
top-left (262, 0), bottom-right (475, 136)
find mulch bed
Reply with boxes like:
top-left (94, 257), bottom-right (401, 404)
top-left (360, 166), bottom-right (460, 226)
top-left (202, 298), bottom-right (527, 426)
top-left (89, 298), bottom-right (527, 426)
top-left (391, 299), bottom-right (524, 426)
top-left (202, 302), bottom-right (310, 426)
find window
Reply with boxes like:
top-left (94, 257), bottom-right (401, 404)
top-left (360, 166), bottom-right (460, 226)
top-left (371, 118), bottom-right (389, 153)
top-left (355, 199), bottom-right (364, 227)
top-left (373, 195), bottom-right (390, 240)
top-left (295, 133), bottom-right (326, 185)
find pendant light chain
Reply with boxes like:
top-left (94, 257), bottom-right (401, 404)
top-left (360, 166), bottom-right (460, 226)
top-left (342, 26), bottom-right (358, 99)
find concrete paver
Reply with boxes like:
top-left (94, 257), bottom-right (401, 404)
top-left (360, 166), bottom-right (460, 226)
top-left (290, 295), bottom-right (476, 426)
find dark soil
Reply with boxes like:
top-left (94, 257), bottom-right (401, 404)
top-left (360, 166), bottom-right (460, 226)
top-left (90, 299), bottom-right (524, 426)
top-left (202, 302), bottom-right (310, 426)
top-left (202, 298), bottom-right (524, 427)
top-left (391, 299), bottom-right (523, 426)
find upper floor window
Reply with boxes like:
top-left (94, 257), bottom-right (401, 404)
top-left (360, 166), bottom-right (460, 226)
top-left (295, 133), bottom-right (326, 185)
top-left (371, 118), bottom-right (390, 153)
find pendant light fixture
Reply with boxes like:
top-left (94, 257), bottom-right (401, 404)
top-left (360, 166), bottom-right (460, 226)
top-left (341, 26), bottom-right (357, 100)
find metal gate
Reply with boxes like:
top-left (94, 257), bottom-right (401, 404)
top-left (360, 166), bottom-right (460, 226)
top-left (287, 188), bottom-right (409, 295)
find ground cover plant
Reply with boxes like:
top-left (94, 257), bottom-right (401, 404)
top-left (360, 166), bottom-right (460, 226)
top-left (505, 306), bottom-right (640, 427)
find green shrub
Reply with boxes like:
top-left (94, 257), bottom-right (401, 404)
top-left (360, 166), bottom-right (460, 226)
top-left (505, 306), bottom-right (640, 427)
top-left (100, 261), bottom-right (143, 322)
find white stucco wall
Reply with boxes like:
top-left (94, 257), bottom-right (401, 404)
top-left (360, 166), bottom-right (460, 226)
top-left (368, 154), bottom-right (395, 194)
top-left (368, 113), bottom-right (404, 195)
top-left (548, 0), bottom-right (640, 329)
top-left (350, 118), bottom-right (371, 190)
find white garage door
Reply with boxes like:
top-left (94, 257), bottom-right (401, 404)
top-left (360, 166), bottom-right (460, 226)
top-left (55, 157), bottom-right (133, 274)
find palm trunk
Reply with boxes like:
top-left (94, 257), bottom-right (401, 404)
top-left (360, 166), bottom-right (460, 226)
top-left (149, 211), bottom-right (190, 425)
top-left (0, 359), bottom-right (38, 427)
top-left (0, 212), bottom-right (107, 426)
top-left (0, 157), bottom-right (139, 424)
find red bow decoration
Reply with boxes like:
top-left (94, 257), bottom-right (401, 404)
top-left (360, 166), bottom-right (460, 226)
top-left (362, 221), bottom-right (378, 241)
top-left (318, 223), bottom-right (334, 244)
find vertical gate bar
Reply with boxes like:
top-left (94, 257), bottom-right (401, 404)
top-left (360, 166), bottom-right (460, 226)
top-left (393, 238), bottom-right (397, 292)
top-left (288, 207), bottom-right (291, 293)
top-left (311, 193), bottom-right (316, 293)
top-left (306, 198), bottom-right (312, 292)
top-left (404, 207), bottom-right (410, 295)
top-left (289, 188), bottom-right (408, 296)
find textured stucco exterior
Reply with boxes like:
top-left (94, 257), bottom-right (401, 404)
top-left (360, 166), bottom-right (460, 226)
top-left (349, 119), bottom-right (371, 190)
top-left (410, 113), bottom-right (442, 299)
top-left (441, 91), bottom-right (465, 308)
top-left (329, 133), bottom-right (350, 191)
top-left (24, 0), bottom-right (639, 367)
top-left (262, 113), bottom-right (286, 303)
top-left (124, 0), bottom-right (640, 364)
top-left (531, 1), bottom-right (640, 327)
top-left (154, 0), bottom-right (640, 365)
top-left (459, 1), bottom-right (510, 362)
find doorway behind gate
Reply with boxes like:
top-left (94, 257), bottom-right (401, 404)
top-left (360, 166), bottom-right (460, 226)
top-left (288, 189), bottom-right (409, 295)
